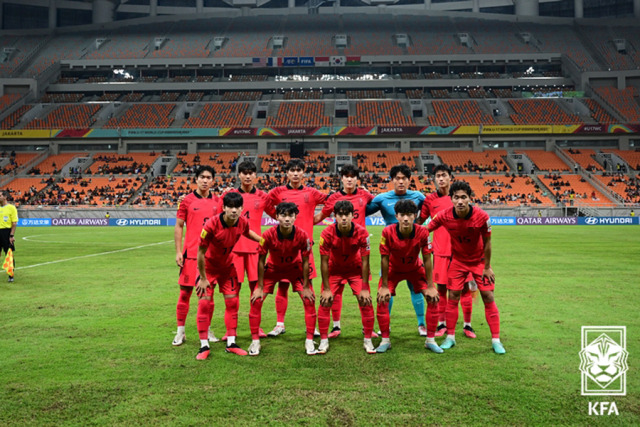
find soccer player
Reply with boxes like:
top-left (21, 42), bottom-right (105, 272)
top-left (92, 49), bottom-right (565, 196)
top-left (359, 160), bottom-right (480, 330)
top-left (196, 192), bottom-right (261, 360)
top-left (427, 181), bottom-right (505, 354)
top-left (376, 200), bottom-right (441, 353)
top-left (230, 160), bottom-right (268, 339)
top-left (318, 201), bottom-right (375, 354)
top-left (366, 164), bottom-right (428, 336)
top-left (173, 166), bottom-right (220, 346)
top-left (249, 202), bottom-right (317, 356)
top-left (314, 164), bottom-right (374, 338)
top-left (417, 164), bottom-right (476, 339)
top-left (265, 158), bottom-right (327, 337)
top-left (0, 189), bottom-right (17, 283)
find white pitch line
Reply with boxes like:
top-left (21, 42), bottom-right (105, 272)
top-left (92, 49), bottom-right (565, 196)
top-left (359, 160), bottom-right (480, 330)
top-left (16, 240), bottom-right (173, 270)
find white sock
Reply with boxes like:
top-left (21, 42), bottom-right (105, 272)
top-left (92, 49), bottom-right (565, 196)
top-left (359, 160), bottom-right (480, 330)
top-left (177, 326), bottom-right (185, 334)
top-left (492, 338), bottom-right (501, 344)
top-left (333, 320), bottom-right (341, 329)
top-left (464, 322), bottom-right (471, 328)
top-left (381, 337), bottom-right (390, 345)
top-left (447, 334), bottom-right (456, 341)
top-left (320, 339), bottom-right (329, 346)
top-left (305, 338), bottom-right (315, 345)
top-left (276, 322), bottom-right (285, 327)
top-left (227, 336), bottom-right (236, 345)
top-left (200, 339), bottom-right (209, 348)
top-left (426, 337), bottom-right (436, 344)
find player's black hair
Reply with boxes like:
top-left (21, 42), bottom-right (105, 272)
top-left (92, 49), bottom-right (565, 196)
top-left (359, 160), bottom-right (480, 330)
top-left (334, 200), bottom-right (354, 215)
top-left (275, 202), bottom-right (299, 216)
top-left (433, 164), bottom-right (453, 178)
top-left (339, 164), bottom-right (360, 178)
top-left (237, 160), bottom-right (257, 174)
top-left (195, 165), bottom-right (215, 179)
top-left (285, 158), bottom-right (306, 172)
top-left (223, 192), bottom-right (244, 208)
top-left (394, 199), bottom-right (418, 215)
top-left (390, 164), bottom-right (412, 179)
top-left (449, 180), bottom-right (473, 197)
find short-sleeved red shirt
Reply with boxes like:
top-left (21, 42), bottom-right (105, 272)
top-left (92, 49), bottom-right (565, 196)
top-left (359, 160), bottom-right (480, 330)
top-left (321, 189), bottom-right (374, 228)
top-left (199, 214), bottom-right (251, 270)
top-left (319, 222), bottom-right (370, 274)
top-left (379, 224), bottom-right (432, 273)
top-left (427, 206), bottom-right (491, 264)
top-left (419, 190), bottom-right (453, 257)
top-left (230, 187), bottom-right (267, 254)
top-left (259, 225), bottom-right (312, 269)
top-left (176, 191), bottom-right (221, 259)
top-left (266, 184), bottom-right (327, 237)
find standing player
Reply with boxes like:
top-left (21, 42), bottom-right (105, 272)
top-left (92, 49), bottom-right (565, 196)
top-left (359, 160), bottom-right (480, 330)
top-left (196, 192), bottom-right (261, 360)
top-left (376, 200), bottom-right (441, 353)
top-left (314, 164), bottom-right (374, 338)
top-left (249, 202), bottom-right (317, 356)
top-left (0, 190), bottom-right (17, 282)
top-left (427, 181), bottom-right (505, 354)
top-left (230, 160), bottom-right (268, 339)
top-left (173, 166), bottom-right (220, 346)
top-left (317, 201), bottom-right (376, 354)
top-left (265, 158), bottom-right (327, 337)
top-left (366, 164), bottom-right (428, 336)
top-left (417, 164), bottom-right (476, 339)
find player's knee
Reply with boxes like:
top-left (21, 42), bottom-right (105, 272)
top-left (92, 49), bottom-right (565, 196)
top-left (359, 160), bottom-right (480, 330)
top-left (448, 290), bottom-right (462, 301)
top-left (480, 291), bottom-right (494, 304)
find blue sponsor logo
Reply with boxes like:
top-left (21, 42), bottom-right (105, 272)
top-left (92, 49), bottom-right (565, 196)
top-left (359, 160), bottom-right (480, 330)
top-left (110, 218), bottom-right (166, 226)
top-left (578, 217), bottom-right (639, 225)
top-left (299, 57), bottom-right (315, 66)
top-left (283, 57), bottom-right (298, 66)
top-left (18, 218), bottom-right (51, 227)
top-left (366, 217), bottom-right (387, 226)
top-left (490, 217), bottom-right (516, 225)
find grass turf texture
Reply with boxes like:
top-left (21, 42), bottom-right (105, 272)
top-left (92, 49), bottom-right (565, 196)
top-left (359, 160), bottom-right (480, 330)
top-left (0, 225), bottom-right (638, 425)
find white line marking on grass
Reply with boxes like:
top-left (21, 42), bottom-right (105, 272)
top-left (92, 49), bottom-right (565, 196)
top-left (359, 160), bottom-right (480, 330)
top-left (16, 240), bottom-right (173, 270)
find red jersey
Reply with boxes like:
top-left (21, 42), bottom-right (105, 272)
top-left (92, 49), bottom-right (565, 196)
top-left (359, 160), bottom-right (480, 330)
top-left (199, 214), bottom-right (252, 270)
top-left (176, 191), bottom-right (221, 259)
top-left (319, 222), bottom-right (371, 273)
top-left (321, 188), bottom-right (374, 228)
top-left (379, 224), bottom-right (432, 273)
top-left (230, 187), bottom-right (267, 254)
top-left (419, 190), bottom-right (453, 256)
top-left (266, 184), bottom-right (327, 238)
top-left (427, 206), bottom-right (491, 264)
top-left (259, 225), bottom-right (312, 269)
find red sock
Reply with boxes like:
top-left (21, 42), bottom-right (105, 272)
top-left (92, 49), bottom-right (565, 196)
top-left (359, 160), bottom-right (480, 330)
top-left (318, 305), bottom-right (331, 339)
top-left (301, 296), bottom-right (317, 340)
top-left (446, 298), bottom-right (460, 336)
top-left (275, 282), bottom-right (289, 323)
top-left (176, 287), bottom-right (193, 327)
top-left (331, 292), bottom-right (343, 323)
top-left (438, 286), bottom-right (448, 323)
top-left (196, 299), bottom-right (210, 340)
top-left (484, 301), bottom-right (501, 338)
top-left (207, 290), bottom-right (214, 326)
top-left (359, 304), bottom-right (374, 339)
top-left (249, 298), bottom-right (264, 340)
top-left (224, 296), bottom-right (239, 338)
top-left (461, 290), bottom-right (473, 324)
top-left (425, 301), bottom-right (439, 338)
top-left (248, 281), bottom-right (258, 294)
top-left (376, 302), bottom-right (391, 338)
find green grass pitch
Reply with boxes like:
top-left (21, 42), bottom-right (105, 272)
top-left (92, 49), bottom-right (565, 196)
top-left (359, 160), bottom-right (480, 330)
top-left (0, 225), bottom-right (638, 425)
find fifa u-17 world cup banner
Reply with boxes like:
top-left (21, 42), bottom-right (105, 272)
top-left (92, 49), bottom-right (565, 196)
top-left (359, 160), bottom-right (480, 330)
top-left (18, 218), bottom-right (51, 227)
top-left (516, 217), bottom-right (578, 225)
top-left (578, 216), bottom-right (639, 225)
top-left (52, 218), bottom-right (108, 226)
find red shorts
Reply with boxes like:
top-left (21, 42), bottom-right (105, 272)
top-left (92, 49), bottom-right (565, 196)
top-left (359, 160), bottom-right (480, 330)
top-left (433, 255), bottom-right (451, 286)
top-left (447, 258), bottom-right (494, 292)
top-left (322, 272), bottom-right (369, 296)
top-left (202, 267), bottom-right (241, 296)
top-left (178, 258), bottom-right (198, 287)
top-left (378, 267), bottom-right (428, 296)
top-left (233, 252), bottom-right (258, 283)
top-left (262, 263), bottom-right (312, 294)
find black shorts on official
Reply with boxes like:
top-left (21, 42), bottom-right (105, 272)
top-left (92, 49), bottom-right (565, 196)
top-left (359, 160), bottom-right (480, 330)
top-left (0, 228), bottom-right (15, 252)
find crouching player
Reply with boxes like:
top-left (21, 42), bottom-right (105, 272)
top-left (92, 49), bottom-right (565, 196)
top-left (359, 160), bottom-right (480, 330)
top-left (426, 181), bottom-right (505, 354)
top-left (196, 192), bottom-right (261, 360)
top-left (318, 201), bottom-right (375, 355)
top-left (376, 200), bottom-right (441, 354)
top-left (249, 202), bottom-right (318, 356)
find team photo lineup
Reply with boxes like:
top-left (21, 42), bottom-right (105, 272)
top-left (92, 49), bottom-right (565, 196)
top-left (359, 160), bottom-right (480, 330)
top-left (174, 159), bottom-right (504, 359)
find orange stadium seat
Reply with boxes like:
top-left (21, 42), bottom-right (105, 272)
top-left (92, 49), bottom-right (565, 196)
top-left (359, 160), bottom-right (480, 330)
top-left (509, 99), bottom-right (582, 125)
top-left (348, 101), bottom-right (414, 127)
top-left (460, 175), bottom-right (554, 207)
top-left (594, 87), bottom-right (640, 123)
top-left (183, 103), bottom-right (251, 128)
top-left (28, 153), bottom-right (83, 175)
top-left (25, 104), bottom-right (101, 129)
top-left (602, 149), bottom-right (640, 170)
top-left (429, 101), bottom-right (497, 126)
top-left (518, 150), bottom-right (571, 172)
top-left (104, 104), bottom-right (176, 129)
top-left (538, 174), bottom-right (613, 206)
top-left (436, 150), bottom-right (507, 173)
top-left (266, 102), bottom-right (331, 127)
top-left (562, 149), bottom-right (604, 171)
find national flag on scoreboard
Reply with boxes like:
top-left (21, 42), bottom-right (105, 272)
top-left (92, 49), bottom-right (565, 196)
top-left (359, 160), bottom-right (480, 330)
top-left (267, 57), bottom-right (282, 67)
top-left (252, 57), bottom-right (266, 67)
top-left (346, 56), bottom-right (361, 66)
top-left (2, 249), bottom-right (13, 278)
top-left (315, 56), bottom-right (330, 67)
top-left (330, 56), bottom-right (346, 66)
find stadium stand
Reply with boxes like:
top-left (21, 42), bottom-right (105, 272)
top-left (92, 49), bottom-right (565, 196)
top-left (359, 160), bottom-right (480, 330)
top-left (0, 104), bottom-right (32, 129)
top-left (519, 150), bottom-right (571, 172)
top-left (266, 102), bottom-right (331, 127)
top-left (509, 99), bottom-right (582, 125)
top-left (404, 17), bottom-right (470, 55)
top-left (583, 99), bottom-right (617, 124)
top-left (343, 15), bottom-right (403, 56)
top-left (183, 103), bottom-right (251, 128)
top-left (24, 104), bottom-right (101, 129)
top-left (87, 153), bottom-right (159, 175)
top-left (211, 17), bottom-right (281, 58)
top-left (104, 104), bottom-right (175, 128)
top-left (0, 177), bottom-right (50, 206)
top-left (460, 175), bottom-right (554, 207)
top-left (347, 90), bottom-right (385, 99)
top-left (1, 153), bottom-right (39, 175)
top-left (348, 101), bottom-right (414, 127)
top-left (594, 87), bottom-right (640, 123)
top-left (429, 100), bottom-right (498, 126)
top-left (351, 151), bottom-right (419, 173)
top-left (437, 150), bottom-right (508, 173)
top-left (563, 148), bottom-right (604, 171)
top-left (456, 19), bottom-right (538, 55)
top-left (595, 173), bottom-right (640, 204)
top-left (175, 152), bottom-right (241, 175)
top-left (0, 93), bottom-right (22, 112)
top-left (41, 93), bottom-right (84, 103)
top-left (279, 15), bottom-right (338, 57)
top-left (602, 149), bottom-right (640, 170)
top-left (45, 177), bottom-right (145, 206)
top-left (283, 90), bottom-right (323, 100)
top-left (260, 152), bottom-right (291, 173)
top-left (222, 91), bottom-right (262, 101)
top-left (28, 153), bottom-right (83, 175)
top-left (538, 174), bottom-right (612, 206)
top-left (0, 35), bottom-right (46, 77)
